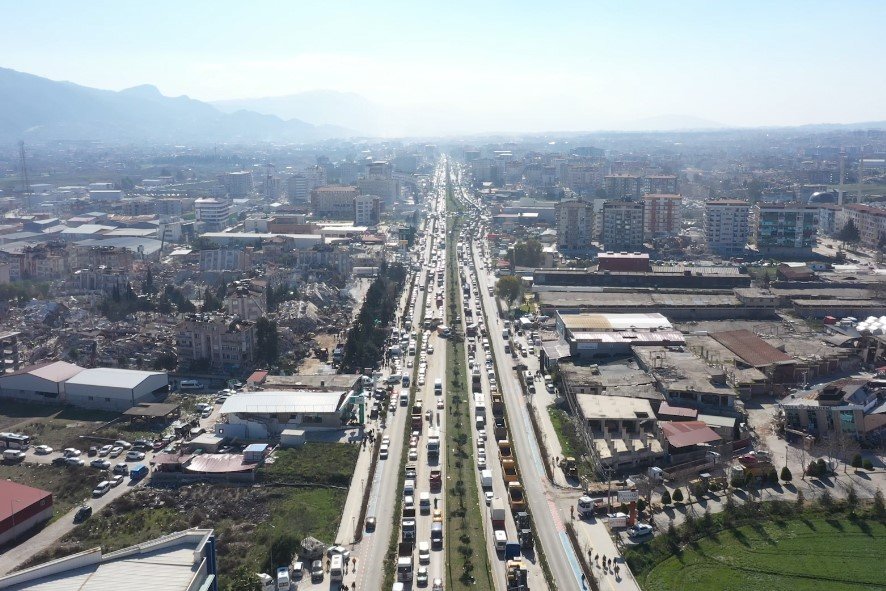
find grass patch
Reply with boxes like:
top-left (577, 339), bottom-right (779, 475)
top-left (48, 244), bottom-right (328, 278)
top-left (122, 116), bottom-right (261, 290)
top-left (0, 463), bottom-right (96, 524)
top-left (547, 406), bottom-right (579, 457)
top-left (0, 401), bottom-right (120, 450)
top-left (630, 503), bottom-right (886, 591)
top-left (261, 443), bottom-right (359, 486)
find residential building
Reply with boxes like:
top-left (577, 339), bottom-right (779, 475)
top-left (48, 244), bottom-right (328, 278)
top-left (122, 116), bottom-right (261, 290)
top-left (354, 195), bottom-right (381, 226)
top-left (199, 249), bottom-right (250, 272)
top-left (357, 161), bottom-right (400, 203)
top-left (838, 204), bottom-right (886, 248)
top-left (286, 166), bottom-right (326, 203)
top-left (311, 185), bottom-right (359, 219)
top-left (604, 174), bottom-right (642, 200)
top-left (221, 171), bottom-right (254, 198)
top-left (704, 199), bottom-right (750, 256)
top-left (602, 201), bottom-right (644, 250)
top-left (555, 199), bottom-right (594, 251)
top-left (0, 529), bottom-right (218, 591)
top-left (176, 313), bottom-right (256, 369)
top-left (643, 175), bottom-right (678, 195)
top-left (754, 202), bottom-right (818, 257)
top-left (643, 193), bottom-right (683, 238)
top-left (194, 198), bottom-right (231, 232)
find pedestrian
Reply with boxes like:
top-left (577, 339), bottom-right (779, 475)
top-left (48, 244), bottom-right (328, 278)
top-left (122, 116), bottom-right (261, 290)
top-left (581, 573), bottom-right (586, 589)
top-left (615, 564), bottom-right (620, 578)
top-left (594, 554), bottom-right (599, 565)
top-left (570, 505), bottom-right (575, 520)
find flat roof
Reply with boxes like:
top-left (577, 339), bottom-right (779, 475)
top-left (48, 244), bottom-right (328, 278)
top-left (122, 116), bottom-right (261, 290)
top-left (575, 394), bottom-right (655, 421)
top-left (122, 403), bottom-right (181, 418)
top-left (559, 312), bottom-right (673, 332)
top-left (220, 390), bottom-right (347, 414)
top-left (261, 374), bottom-right (361, 390)
top-left (0, 529), bottom-right (213, 591)
top-left (65, 368), bottom-right (167, 390)
top-left (710, 329), bottom-right (793, 367)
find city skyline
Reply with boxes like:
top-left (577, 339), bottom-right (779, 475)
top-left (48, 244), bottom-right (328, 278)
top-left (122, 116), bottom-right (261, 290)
top-left (2, 0), bottom-right (885, 136)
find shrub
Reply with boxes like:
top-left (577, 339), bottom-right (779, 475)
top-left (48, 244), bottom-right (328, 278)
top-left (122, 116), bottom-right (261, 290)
top-left (845, 486), bottom-right (859, 514)
top-left (780, 466), bottom-right (792, 482)
top-left (819, 489), bottom-right (834, 510)
top-left (660, 489), bottom-right (672, 505)
top-left (637, 498), bottom-right (647, 513)
top-left (731, 472), bottom-right (747, 488)
top-left (873, 490), bottom-right (885, 519)
top-left (851, 453), bottom-right (863, 468)
top-left (863, 459), bottom-right (874, 471)
top-left (816, 458), bottom-right (827, 475)
top-left (807, 461), bottom-right (820, 477)
top-left (672, 488), bottom-right (684, 503)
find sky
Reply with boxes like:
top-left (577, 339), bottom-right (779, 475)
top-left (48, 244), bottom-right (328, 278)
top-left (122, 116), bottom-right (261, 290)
top-left (2, 0), bottom-right (885, 135)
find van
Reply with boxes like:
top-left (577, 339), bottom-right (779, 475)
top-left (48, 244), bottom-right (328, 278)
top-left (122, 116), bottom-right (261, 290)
top-left (92, 481), bottom-right (111, 497)
top-left (179, 380), bottom-right (203, 390)
top-left (276, 566), bottom-right (291, 590)
top-left (494, 529), bottom-right (507, 551)
top-left (3, 449), bottom-right (25, 462)
top-left (330, 554), bottom-right (344, 581)
top-left (404, 479), bottom-right (415, 496)
top-left (310, 559), bottom-right (323, 583)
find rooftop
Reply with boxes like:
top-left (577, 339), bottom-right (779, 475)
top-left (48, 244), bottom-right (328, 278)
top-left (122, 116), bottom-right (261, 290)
top-left (220, 390), bottom-right (347, 415)
top-left (261, 374), bottom-right (362, 390)
top-left (660, 421), bottom-right (722, 448)
top-left (558, 312), bottom-right (673, 332)
top-left (65, 368), bottom-right (167, 389)
top-left (0, 481), bottom-right (51, 522)
top-left (575, 394), bottom-right (655, 421)
top-left (710, 329), bottom-right (793, 368)
top-left (6, 360), bottom-right (84, 383)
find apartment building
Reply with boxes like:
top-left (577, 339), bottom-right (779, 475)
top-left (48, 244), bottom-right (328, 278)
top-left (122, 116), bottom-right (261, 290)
top-left (286, 166), bottom-right (327, 203)
top-left (176, 313), bottom-right (256, 369)
top-left (194, 198), bottom-right (231, 232)
top-left (644, 175), bottom-right (679, 195)
top-left (199, 249), bottom-right (250, 272)
top-left (221, 171), bottom-right (254, 198)
top-left (604, 174), bottom-right (642, 200)
top-left (704, 200), bottom-right (750, 256)
top-left (602, 201), bottom-right (645, 251)
top-left (354, 195), bottom-right (381, 226)
top-left (754, 202), bottom-right (818, 257)
top-left (643, 193), bottom-right (683, 238)
top-left (311, 186), bottom-right (359, 219)
top-left (555, 198), bottom-right (594, 251)
top-left (838, 204), bottom-right (886, 248)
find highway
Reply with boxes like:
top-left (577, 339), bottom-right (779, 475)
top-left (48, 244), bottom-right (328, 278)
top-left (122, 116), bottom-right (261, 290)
top-left (451, 166), bottom-right (589, 590)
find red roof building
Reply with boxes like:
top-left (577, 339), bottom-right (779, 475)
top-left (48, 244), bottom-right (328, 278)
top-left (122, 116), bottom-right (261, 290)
top-left (660, 420), bottom-right (721, 451)
top-left (0, 480), bottom-right (53, 545)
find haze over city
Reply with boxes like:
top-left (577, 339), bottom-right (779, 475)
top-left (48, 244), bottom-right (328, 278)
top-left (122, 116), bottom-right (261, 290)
top-left (2, 0), bottom-right (885, 136)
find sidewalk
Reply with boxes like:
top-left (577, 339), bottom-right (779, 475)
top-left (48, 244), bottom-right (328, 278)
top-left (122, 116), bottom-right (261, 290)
top-left (334, 429), bottom-right (376, 546)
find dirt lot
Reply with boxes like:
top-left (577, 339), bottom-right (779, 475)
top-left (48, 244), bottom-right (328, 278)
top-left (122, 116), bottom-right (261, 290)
top-left (298, 332), bottom-right (340, 374)
top-left (0, 402), bottom-right (118, 450)
top-left (0, 463), bottom-right (96, 523)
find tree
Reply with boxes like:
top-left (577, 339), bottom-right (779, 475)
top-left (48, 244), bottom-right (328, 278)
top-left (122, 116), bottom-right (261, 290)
top-left (142, 266), bottom-right (156, 295)
top-left (796, 489), bottom-right (805, 509)
top-left (780, 466), bottom-right (792, 482)
top-left (255, 317), bottom-right (279, 365)
top-left (512, 239), bottom-right (544, 267)
top-left (226, 565), bottom-right (260, 591)
top-left (672, 488), bottom-right (684, 503)
top-left (838, 219), bottom-right (861, 245)
top-left (863, 459), bottom-right (874, 471)
top-left (496, 275), bottom-right (522, 309)
top-left (873, 489), bottom-right (885, 519)
top-left (201, 288), bottom-right (222, 312)
top-left (660, 489), bottom-right (672, 505)
top-left (851, 453), bottom-right (863, 469)
top-left (845, 485), bottom-right (859, 514)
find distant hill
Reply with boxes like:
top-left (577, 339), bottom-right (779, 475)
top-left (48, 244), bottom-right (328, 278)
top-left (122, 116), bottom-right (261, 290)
top-left (618, 114), bottom-right (728, 132)
top-left (213, 90), bottom-right (380, 135)
top-left (0, 67), bottom-right (352, 143)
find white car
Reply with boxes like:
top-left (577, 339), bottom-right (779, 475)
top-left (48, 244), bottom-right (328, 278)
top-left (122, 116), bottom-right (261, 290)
top-left (477, 454), bottom-right (487, 470)
top-left (418, 541), bottom-right (430, 564)
top-left (114, 440), bottom-right (132, 450)
top-left (109, 446), bottom-right (123, 458)
top-left (436, 399), bottom-right (444, 410)
top-left (63, 448), bottom-right (82, 458)
top-left (628, 523), bottom-right (654, 538)
top-left (34, 444), bottom-right (53, 454)
top-left (409, 449), bottom-right (418, 461)
top-left (485, 491), bottom-right (494, 505)
top-left (98, 445), bottom-right (113, 456)
top-left (125, 451), bottom-right (145, 462)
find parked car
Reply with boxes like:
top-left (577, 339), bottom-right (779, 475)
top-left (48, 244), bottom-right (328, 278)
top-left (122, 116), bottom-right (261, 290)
top-left (34, 444), bottom-right (53, 455)
top-left (51, 456), bottom-right (69, 466)
top-left (125, 451), bottom-right (145, 462)
top-left (87, 446), bottom-right (98, 457)
top-left (98, 445), bottom-right (113, 456)
top-left (3, 450), bottom-right (26, 462)
top-left (92, 481), bottom-right (111, 497)
top-left (63, 448), bottom-right (82, 458)
top-left (74, 505), bottom-right (92, 522)
top-left (66, 457), bottom-right (86, 467)
top-left (628, 523), bottom-right (654, 539)
top-left (365, 516), bottom-right (376, 532)
top-left (90, 459), bottom-right (111, 470)
top-left (114, 440), bottom-right (132, 450)
top-left (110, 475), bottom-right (125, 487)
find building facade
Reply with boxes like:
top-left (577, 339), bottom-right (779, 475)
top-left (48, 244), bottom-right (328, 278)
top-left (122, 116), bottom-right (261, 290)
top-left (643, 194), bottom-right (683, 238)
top-left (838, 204), bottom-right (886, 248)
top-left (602, 201), bottom-right (645, 251)
top-left (555, 199), bottom-right (594, 251)
top-left (604, 174), bottom-right (642, 200)
top-left (194, 198), bottom-right (232, 232)
top-left (222, 171), bottom-right (254, 198)
top-left (354, 195), bottom-right (381, 226)
top-left (754, 202), bottom-right (818, 256)
top-left (704, 199), bottom-right (750, 256)
top-left (311, 186), bottom-right (359, 219)
top-left (176, 313), bottom-right (256, 369)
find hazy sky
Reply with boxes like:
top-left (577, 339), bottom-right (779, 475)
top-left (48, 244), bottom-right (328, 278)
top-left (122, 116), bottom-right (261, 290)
top-left (3, 0), bottom-right (885, 134)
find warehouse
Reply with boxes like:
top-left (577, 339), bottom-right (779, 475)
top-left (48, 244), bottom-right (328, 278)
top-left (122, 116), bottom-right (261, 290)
top-left (0, 481), bottom-right (53, 546)
top-left (64, 368), bottom-right (169, 411)
top-left (215, 390), bottom-right (354, 440)
top-left (0, 361), bottom-right (84, 404)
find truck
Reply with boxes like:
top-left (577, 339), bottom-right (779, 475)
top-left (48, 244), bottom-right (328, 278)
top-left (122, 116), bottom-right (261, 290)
top-left (494, 530), bottom-right (507, 552)
top-left (396, 542), bottom-right (414, 582)
top-left (411, 403), bottom-right (423, 430)
top-left (480, 469), bottom-right (493, 489)
top-left (507, 482), bottom-right (526, 511)
top-left (491, 393), bottom-right (504, 416)
top-left (276, 566), bottom-right (291, 589)
top-left (130, 464), bottom-right (149, 481)
top-left (515, 512), bottom-right (534, 550)
top-left (498, 440), bottom-right (513, 462)
top-left (506, 560), bottom-right (528, 591)
top-left (493, 416), bottom-right (508, 442)
top-left (472, 370), bottom-right (482, 393)
top-left (401, 518), bottom-right (416, 541)
top-left (427, 429), bottom-right (440, 458)
top-left (501, 459), bottom-right (518, 482)
top-left (430, 522), bottom-right (443, 549)
top-left (491, 497), bottom-right (507, 530)
top-left (560, 456), bottom-right (578, 478)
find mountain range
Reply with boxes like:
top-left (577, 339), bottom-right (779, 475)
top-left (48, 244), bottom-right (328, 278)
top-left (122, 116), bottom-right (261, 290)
top-left (0, 67), bottom-right (351, 144)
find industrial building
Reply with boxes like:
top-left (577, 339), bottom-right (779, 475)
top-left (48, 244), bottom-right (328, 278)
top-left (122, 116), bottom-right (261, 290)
top-left (215, 390), bottom-right (355, 440)
top-left (554, 312), bottom-right (684, 358)
top-left (573, 394), bottom-right (664, 470)
top-left (0, 481), bottom-right (52, 547)
top-left (0, 529), bottom-right (217, 591)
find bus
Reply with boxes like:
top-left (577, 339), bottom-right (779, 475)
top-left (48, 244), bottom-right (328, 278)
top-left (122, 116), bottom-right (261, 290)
top-left (0, 432), bottom-right (31, 450)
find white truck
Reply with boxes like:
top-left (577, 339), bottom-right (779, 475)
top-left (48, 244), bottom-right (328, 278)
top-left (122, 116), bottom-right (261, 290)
top-left (427, 429), bottom-right (440, 458)
top-left (480, 469), bottom-right (493, 489)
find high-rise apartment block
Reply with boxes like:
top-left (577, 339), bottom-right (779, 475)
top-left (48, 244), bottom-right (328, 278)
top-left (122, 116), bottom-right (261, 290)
top-left (286, 167), bottom-right (327, 203)
top-left (837, 204), bottom-right (886, 248)
top-left (643, 194), bottom-right (683, 238)
top-left (602, 201), bottom-right (645, 250)
top-left (176, 313), bottom-right (256, 369)
top-left (311, 186), bottom-right (360, 220)
top-left (643, 175), bottom-right (678, 195)
top-left (221, 171), bottom-right (254, 198)
top-left (354, 195), bottom-right (381, 226)
top-left (194, 198), bottom-right (232, 232)
top-left (605, 174), bottom-right (642, 200)
top-left (754, 202), bottom-right (818, 256)
top-left (704, 200), bottom-right (750, 256)
top-left (555, 199), bottom-right (595, 251)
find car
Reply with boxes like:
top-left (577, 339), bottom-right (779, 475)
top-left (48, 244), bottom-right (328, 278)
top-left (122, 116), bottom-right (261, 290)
top-left (109, 446), bottom-right (123, 458)
top-left (416, 566), bottom-right (429, 587)
top-left (365, 516), bottom-right (376, 532)
top-left (408, 448), bottom-right (418, 461)
top-left (66, 457), bottom-right (86, 467)
top-left (110, 475), bottom-right (125, 487)
top-left (51, 456), bottom-right (69, 466)
top-left (432, 578), bottom-right (444, 591)
top-left (310, 559), bottom-right (323, 583)
top-left (92, 481), bottom-right (111, 497)
top-left (432, 509), bottom-right (443, 523)
top-left (628, 523), bottom-right (654, 539)
top-left (3, 450), bottom-right (26, 462)
top-left (418, 541), bottom-right (430, 563)
top-left (436, 399), bottom-right (444, 410)
top-left (98, 445), bottom-right (113, 456)
top-left (326, 545), bottom-right (351, 560)
top-left (485, 491), bottom-right (494, 505)
top-left (74, 505), bottom-right (92, 522)
top-left (90, 459), bottom-right (111, 470)
top-left (477, 454), bottom-right (486, 470)
top-left (125, 451), bottom-right (145, 462)
top-left (382, 436), bottom-right (390, 446)
top-left (63, 448), bottom-right (82, 458)
top-left (131, 440), bottom-right (151, 450)
top-left (380, 445), bottom-right (389, 459)
top-left (34, 444), bottom-right (53, 455)
top-left (87, 446), bottom-right (98, 457)
top-left (388, 402), bottom-right (396, 412)
top-left (114, 440), bottom-right (131, 450)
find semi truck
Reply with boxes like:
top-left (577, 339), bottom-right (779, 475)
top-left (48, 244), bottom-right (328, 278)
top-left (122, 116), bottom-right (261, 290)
top-left (501, 459), bottom-right (519, 482)
top-left (411, 402), bottom-right (423, 430)
top-left (507, 482), bottom-right (526, 511)
top-left (515, 512), bottom-right (534, 550)
top-left (396, 542), bottom-right (414, 582)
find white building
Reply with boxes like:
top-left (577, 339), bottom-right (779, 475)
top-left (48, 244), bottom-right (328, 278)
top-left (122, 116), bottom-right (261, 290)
top-left (195, 198), bottom-right (232, 232)
top-left (64, 368), bottom-right (169, 411)
top-left (215, 390), bottom-right (352, 440)
top-left (704, 199), bottom-right (749, 256)
top-left (311, 186), bottom-right (359, 219)
top-left (354, 195), bottom-right (381, 226)
top-left (0, 529), bottom-right (217, 591)
top-left (555, 199), bottom-right (594, 251)
top-left (222, 171), bottom-right (254, 198)
top-left (0, 361), bottom-right (84, 404)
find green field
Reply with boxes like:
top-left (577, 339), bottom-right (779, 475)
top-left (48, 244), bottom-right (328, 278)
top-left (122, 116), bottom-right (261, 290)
top-left (639, 514), bottom-right (886, 591)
